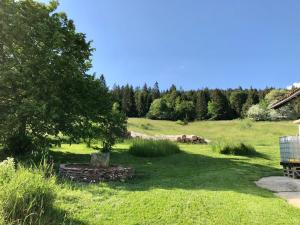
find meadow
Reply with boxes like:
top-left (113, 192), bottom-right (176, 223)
top-left (42, 118), bottom-right (300, 225)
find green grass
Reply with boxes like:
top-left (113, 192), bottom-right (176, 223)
top-left (15, 119), bottom-right (300, 224)
top-left (129, 139), bottom-right (181, 157)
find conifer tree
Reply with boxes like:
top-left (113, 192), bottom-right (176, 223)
top-left (195, 90), bottom-right (209, 120)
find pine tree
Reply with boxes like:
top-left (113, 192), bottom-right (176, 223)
top-left (195, 90), bottom-right (209, 120)
top-left (151, 81), bottom-right (160, 100)
top-left (121, 85), bottom-right (137, 117)
top-left (229, 90), bottom-right (247, 118)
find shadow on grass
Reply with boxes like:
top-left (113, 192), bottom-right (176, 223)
top-left (221, 151), bottom-right (271, 160)
top-left (44, 207), bottom-right (87, 225)
top-left (50, 149), bottom-right (281, 199)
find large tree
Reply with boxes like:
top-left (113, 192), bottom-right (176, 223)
top-left (0, 0), bottom-right (125, 155)
top-left (195, 90), bottom-right (209, 120)
top-left (229, 90), bottom-right (247, 118)
top-left (208, 90), bottom-right (231, 120)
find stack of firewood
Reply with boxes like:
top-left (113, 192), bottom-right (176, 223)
top-left (176, 135), bottom-right (207, 144)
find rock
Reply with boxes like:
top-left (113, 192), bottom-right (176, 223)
top-left (90, 152), bottom-right (110, 168)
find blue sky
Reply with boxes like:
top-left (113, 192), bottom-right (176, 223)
top-left (41, 0), bottom-right (300, 90)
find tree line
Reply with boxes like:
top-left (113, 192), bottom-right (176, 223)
top-left (110, 83), bottom-right (276, 121)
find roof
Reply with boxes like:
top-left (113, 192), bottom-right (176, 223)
top-left (270, 88), bottom-right (300, 109)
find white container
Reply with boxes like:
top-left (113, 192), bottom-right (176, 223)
top-left (280, 136), bottom-right (300, 163)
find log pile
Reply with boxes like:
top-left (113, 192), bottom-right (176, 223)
top-left (176, 135), bottom-right (207, 144)
top-left (59, 164), bottom-right (134, 183)
top-left (129, 131), bottom-right (208, 144)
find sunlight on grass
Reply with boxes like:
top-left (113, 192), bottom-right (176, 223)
top-left (45, 119), bottom-right (300, 225)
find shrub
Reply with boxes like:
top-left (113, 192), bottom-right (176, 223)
top-left (212, 142), bottom-right (257, 156)
top-left (176, 120), bottom-right (188, 126)
top-left (0, 158), bottom-right (56, 225)
top-left (129, 139), bottom-right (180, 157)
top-left (247, 104), bottom-right (270, 121)
top-left (4, 134), bottom-right (35, 156)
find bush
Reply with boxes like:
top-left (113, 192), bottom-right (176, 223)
top-left (176, 120), bottom-right (188, 126)
top-left (247, 104), bottom-right (270, 121)
top-left (129, 139), bottom-right (181, 157)
top-left (0, 158), bottom-right (56, 225)
top-left (4, 134), bottom-right (35, 156)
top-left (212, 142), bottom-right (257, 156)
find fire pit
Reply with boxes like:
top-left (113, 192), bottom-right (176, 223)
top-left (59, 163), bottom-right (134, 183)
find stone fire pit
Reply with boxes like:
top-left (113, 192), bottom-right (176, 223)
top-left (59, 163), bottom-right (134, 183)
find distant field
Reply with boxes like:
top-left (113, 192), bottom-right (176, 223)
top-left (49, 118), bottom-right (300, 225)
top-left (128, 118), bottom-right (298, 146)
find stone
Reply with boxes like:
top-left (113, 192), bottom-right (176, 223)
top-left (90, 152), bottom-right (110, 168)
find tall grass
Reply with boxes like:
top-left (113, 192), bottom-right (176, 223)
top-left (0, 158), bottom-right (56, 225)
top-left (212, 141), bottom-right (258, 156)
top-left (129, 139), bottom-right (181, 157)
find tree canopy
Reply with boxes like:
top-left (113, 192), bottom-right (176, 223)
top-left (0, 0), bottom-right (126, 154)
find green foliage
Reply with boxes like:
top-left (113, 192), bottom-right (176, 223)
top-left (135, 84), bottom-right (152, 117)
top-left (242, 90), bottom-right (260, 116)
top-left (176, 120), bottom-right (188, 126)
top-left (0, 0), bottom-right (124, 155)
top-left (0, 158), bottom-right (56, 225)
top-left (175, 99), bottom-right (195, 121)
top-left (265, 89), bottom-right (287, 104)
top-left (129, 139), bottom-right (180, 157)
top-left (212, 142), bottom-right (257, 156)
top-left (208, 90), bottom-right (231, 120)
top-left (147, 98), bottom-right (171, 120)
top-left (97, 104), bottom-right (127, 153)
top-left (4, 134), bottom-right (35, 156)
top-left (151, 81), bottom-right (160, 100)
top-left (247, 100), bottom-right (297, 121)
top-left (121, 85), bottom-right (137, 117)
top-left (247, 104), bottom-right (270, 121)
top-left (230, 90), bottom-right (247, 117)
top-left (195, 90), bottom-right (209, 120)
top-left (112, 83), bottom-right (300, 122)
top-left (0, 158), bottom-right (15, 186)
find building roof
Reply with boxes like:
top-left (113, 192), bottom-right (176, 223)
top-left (270, 88), bottom-right (300, 109)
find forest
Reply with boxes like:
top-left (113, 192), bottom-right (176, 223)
top-left (110, 82), bottom-right (300, 121)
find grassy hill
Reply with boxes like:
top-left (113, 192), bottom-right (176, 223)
top-left (49, 118), bottom-right (300, 225)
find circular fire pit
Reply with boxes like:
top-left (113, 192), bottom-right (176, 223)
top-left (59, 163), bottom-right (134, 183)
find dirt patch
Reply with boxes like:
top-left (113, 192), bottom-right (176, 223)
top-left (129, 131), bottom-right (209, 144)
top-left (256, 176), bottom-right (300, 208)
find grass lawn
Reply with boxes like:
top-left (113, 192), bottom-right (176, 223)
top-left (50, 118), bottom-right (300, 225)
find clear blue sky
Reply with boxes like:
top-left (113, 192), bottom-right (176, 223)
top-left (42, 0), bottom-right (300, 90)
